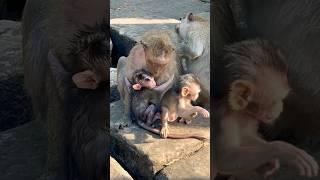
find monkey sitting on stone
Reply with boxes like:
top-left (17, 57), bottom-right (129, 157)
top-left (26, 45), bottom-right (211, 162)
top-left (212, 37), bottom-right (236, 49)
top-left (160, 74), bottom-right (210, 139)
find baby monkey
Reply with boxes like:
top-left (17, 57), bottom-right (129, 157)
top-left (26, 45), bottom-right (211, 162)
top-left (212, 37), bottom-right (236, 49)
top-left (131, 70), bottom-right (209, 140)
top-left (160, 74), bottom-right (210, 138)
top-left (131, 69), bottom-right (156, 91)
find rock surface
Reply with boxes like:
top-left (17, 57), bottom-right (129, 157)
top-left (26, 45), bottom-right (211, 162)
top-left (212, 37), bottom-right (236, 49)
top-left (0, 20), bottom-right (32, 131)
top-left (110, 100), bottom-right (210, 179)
top-left (155, 145), bottom-right (210, 180)
top-left (0, 20), bottom-right (23, 78)
top-left (0, 121), bottom-right (47, 180)
top-left (110, 68), bottom-right (120, 102)
top-left (110, 156), bottom-right (133, 180)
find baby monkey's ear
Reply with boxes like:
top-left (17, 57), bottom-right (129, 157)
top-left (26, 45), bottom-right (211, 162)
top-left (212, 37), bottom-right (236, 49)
top-left (229, 80), bottom-right (254, 111)
top-left (181, 86), bottom-right (190, 97)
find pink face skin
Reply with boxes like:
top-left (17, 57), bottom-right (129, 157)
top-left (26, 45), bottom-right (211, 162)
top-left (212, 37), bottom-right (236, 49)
top-left (132, 76), bottom-right (156, 90)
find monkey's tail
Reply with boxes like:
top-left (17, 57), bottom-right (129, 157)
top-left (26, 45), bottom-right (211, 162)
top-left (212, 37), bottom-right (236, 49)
top-left (136, 120), bottom-right (208, 141)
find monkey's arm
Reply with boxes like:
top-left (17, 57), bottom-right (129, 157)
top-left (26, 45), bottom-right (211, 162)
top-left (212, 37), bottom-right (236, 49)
top-left (218, 124), bottom-right (318, 176)
top-left (217, 139), bottom-right (277, 174)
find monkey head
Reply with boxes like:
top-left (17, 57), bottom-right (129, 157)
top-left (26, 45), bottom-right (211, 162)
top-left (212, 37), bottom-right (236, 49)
top-left (178, 74), bottom-right (201, 101)
top-left (229, 71), bottom-right (290, 124)
top-left (132, 69), bottom-right (156, 90)
top-left (140, 32), bottom-right (175, 77)
top-left (224, 39), bottom-right (290, 124)
top-left (69, 24), bottom-right (109, 90)
top-left (48, 22), bottom-right (109, 91)
top-left (176, 12), bottom-right (206, 40)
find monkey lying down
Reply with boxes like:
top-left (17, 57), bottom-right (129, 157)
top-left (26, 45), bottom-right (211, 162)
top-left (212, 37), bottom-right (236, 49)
top-left (130, 69), bottom-right (210, 140)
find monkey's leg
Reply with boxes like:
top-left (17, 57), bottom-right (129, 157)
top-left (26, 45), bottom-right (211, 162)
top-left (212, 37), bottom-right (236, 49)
top-left (151, 112), bottom-right (161, 125)
top-left (160, 107), bottom-right (169, 138)
top-left (144, 104), bottom-right (157, 125)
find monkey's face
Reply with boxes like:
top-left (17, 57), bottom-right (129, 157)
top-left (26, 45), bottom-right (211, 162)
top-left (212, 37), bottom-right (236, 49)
top-left (176, 14), bottom-right (191, 40)
top-left (229, 74), bottom-right (290, 124)
top-left (138, 75), bottom-right (156, 89)
top-left (246, 96), bottom-right (285, 124)
top-left (145, 49), bottom-right (171, 76)
top-left (248, 76), bottom-right (290, 124)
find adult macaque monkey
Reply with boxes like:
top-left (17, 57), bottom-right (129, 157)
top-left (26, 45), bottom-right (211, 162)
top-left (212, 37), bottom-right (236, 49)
top-left (117, 30), bottom-right (178, 123)
top-left (22, 0), bottom-right (108, 179)
top-left (176, 12), bottom-right (210, 107)
top-left (214, 40), bottom-right (319, 178)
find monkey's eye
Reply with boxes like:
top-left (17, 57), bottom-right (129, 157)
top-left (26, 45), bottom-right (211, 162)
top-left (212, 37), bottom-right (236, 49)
top-left (145, 78), bottom-right (151, 82)
top-left (179, 17), bottom-right (182, 21)
top-left (137, 74), bottom-right (143, 79)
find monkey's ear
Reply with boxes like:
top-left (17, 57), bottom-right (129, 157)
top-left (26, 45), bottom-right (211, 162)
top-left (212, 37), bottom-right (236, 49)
top-left (132, 84), bottom-right (142, 90)
top-left (187, 12), bottom-right (194, 22)
top-left (229, 80), bottom-right (254, 111)
top-left (72, 70), bottom-right (99, 89)
top-left (181, 87), bottom-right (190, 97)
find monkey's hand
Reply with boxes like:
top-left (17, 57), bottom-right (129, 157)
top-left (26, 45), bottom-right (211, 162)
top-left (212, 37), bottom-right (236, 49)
top-left (160, 123), bottom-right (169, 138)
top-left (256, 159), bottom-right (280, 178)
top-left (270, 141), bottom-right (319, 177)
top-left (195, 106), bottom-right (210, 118)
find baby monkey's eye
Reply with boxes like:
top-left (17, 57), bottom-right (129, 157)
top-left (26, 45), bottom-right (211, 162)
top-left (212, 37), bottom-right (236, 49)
top-left (145, 78), bottom-right (151, 82)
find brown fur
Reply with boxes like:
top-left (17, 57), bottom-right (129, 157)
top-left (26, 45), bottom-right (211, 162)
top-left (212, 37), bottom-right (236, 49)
top-left (117, 30), bottom-right (179, 122)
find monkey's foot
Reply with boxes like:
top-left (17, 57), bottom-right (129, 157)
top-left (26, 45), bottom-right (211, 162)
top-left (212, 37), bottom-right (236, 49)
top-left (160, 126), bottom-right (169, 138)
top-left (184, 119), bottom-right (192, 124)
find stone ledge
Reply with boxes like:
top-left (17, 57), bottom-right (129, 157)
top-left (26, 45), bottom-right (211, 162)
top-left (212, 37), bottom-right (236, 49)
top-left (155, 145), bottom-right (210, 180)
top-left (110, 100), bottom-right (210, 179)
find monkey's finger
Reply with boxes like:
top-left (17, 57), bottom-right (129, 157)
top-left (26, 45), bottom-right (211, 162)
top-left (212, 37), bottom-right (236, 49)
top-left (291, 159), bottom-right (307, 176)
top-left (293, 153), bottom-right (312, 177)
top-left (290, 146), bottom-right (317, 177)
top-left (295, 149), bottom-right (319, 176)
